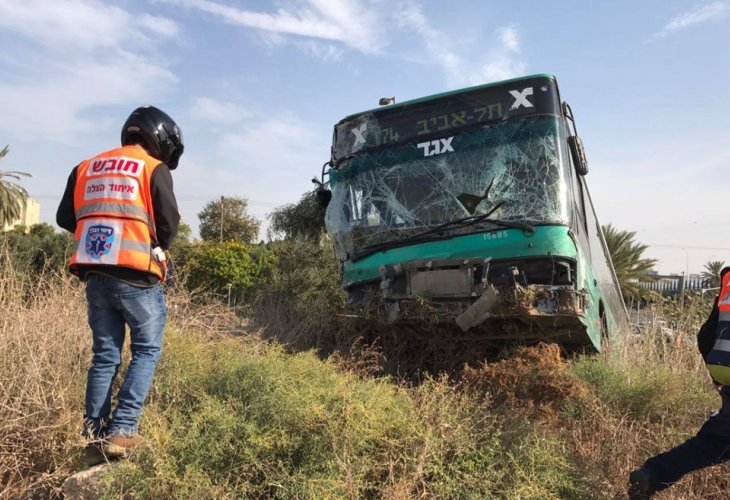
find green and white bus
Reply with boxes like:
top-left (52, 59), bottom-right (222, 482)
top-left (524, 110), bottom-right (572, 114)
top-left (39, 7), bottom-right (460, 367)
top-left (320, 74), bottom-right (626, 350)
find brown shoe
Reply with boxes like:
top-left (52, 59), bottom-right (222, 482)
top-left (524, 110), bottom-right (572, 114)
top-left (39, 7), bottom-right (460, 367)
top-left (102, 435), bottom-right (142, 459)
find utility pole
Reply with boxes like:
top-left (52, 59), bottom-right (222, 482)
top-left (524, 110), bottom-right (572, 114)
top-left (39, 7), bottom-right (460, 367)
top-left (219, 195), bottom-right (224, 241)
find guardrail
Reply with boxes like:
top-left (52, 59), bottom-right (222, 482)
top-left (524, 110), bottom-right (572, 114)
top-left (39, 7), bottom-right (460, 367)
top-left (640, 275), bottom-right (719, 296)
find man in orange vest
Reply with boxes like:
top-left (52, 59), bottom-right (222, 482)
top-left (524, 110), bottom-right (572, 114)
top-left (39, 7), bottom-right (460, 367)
top-left (628, 268), bottom-right (730, 498)
top-left (56, 106), bottom-right (182, 466)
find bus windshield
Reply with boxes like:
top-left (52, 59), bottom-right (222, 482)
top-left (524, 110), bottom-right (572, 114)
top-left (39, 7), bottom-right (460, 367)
top-left (325, 116), bottom-right (571, 260)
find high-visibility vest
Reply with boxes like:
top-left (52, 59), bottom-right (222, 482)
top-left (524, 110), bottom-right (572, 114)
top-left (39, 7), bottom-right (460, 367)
top-left (69, 145), bottom-right (165, 280)
top-left (708, 272), bottom-right (730, 386)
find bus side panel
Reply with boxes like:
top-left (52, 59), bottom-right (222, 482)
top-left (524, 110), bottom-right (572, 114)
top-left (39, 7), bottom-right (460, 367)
top-left (580, 180), bottom-right (628, 345)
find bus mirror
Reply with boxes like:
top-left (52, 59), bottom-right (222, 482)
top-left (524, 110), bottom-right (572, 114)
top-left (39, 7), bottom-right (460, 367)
top-left (568, 135), bottom-right (589, 176)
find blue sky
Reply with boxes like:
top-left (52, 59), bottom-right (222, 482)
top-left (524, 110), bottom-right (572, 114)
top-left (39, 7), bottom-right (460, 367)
top-left (1, 0), bottom-right (729, 274)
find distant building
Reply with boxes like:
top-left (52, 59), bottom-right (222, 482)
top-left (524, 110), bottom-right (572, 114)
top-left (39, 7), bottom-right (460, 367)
top-left (2, 197), bottom-right (40, 231)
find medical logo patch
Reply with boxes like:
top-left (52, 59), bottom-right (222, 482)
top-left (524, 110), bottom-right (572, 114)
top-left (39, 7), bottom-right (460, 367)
top-left (75, 219), bottom-right (123, 265)
top-left (85, 225), bottom-right (115, 259)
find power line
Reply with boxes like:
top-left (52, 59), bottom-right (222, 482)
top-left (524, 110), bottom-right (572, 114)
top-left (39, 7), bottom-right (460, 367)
top-left (647, 243), bottom-right (730, 252)
top-left (31, 194), bottom-right (280, 207)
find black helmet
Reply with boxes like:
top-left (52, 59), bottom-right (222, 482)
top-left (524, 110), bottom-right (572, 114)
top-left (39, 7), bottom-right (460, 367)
top-left (121, 106), bottom-right (184, 169)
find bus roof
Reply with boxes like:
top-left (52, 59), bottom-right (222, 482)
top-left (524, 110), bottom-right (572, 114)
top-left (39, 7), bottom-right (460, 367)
top-left (342, 73), bottom-right (557, 121)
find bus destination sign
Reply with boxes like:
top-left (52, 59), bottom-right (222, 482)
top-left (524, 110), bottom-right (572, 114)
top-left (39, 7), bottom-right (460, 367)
top-left (332, 76), bottom-right (562, 164)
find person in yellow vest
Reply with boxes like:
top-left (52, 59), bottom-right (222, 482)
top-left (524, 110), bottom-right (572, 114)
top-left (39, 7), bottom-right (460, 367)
top-left (628, 267), bottom-right (730, 498)
top-left (56, 106), bottom-right (182, 466)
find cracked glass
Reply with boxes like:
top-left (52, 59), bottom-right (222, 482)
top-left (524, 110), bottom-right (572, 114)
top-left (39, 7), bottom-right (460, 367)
top-left (325, 116), bottom-right (570, 260)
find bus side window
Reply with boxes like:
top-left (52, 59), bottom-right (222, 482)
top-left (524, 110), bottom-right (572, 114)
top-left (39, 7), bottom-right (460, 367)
top-left (566, 136), bottom-right (588, 234)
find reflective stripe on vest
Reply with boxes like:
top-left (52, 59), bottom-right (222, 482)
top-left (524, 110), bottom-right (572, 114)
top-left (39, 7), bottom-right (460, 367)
top-left (69, 145), bottom-right (164, 279)
top-left (75, 202), bottom-right (151, 225)
top-left (714, 338), bottom-right (730, 353)
top-left (708, 273), bottom-right (730, 385)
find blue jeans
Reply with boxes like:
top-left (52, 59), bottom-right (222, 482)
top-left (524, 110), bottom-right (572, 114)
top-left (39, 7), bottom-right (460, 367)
top-left (84, 274), bottom-right (166, 437)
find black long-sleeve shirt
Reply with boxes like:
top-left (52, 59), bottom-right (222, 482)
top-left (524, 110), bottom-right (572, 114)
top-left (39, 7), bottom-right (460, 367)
top-left (56, 162), bottom-right (180, 286)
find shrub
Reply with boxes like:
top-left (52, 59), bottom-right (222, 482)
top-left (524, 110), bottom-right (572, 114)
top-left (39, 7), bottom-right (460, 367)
top-left (105, 332), bottom-right (419, 498)
top-left (0, 223), bottom-right (74, 277)
top-left (105, 333), bottom-right (596, 499)
top-left (252, 239), bottom-right (345, 351)
top-left (185, 241), bottom-right (274, 305)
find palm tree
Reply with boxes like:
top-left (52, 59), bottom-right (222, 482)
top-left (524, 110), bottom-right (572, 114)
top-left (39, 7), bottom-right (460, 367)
top-left (602, 224), bottom-right (657, 300)
top-left (0, 146), bottom-right (32, 228)
top-left (701, 260), bottom-right (725, 288)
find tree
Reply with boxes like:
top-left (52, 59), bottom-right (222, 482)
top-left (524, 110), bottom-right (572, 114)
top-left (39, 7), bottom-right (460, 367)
top-left (167, 220), bottom-right (197, 282)
top-left (0, 146), bottom-right (32, 228)
top-left (0, 223), bottom-right (74, 276)
top-left (176, 221), bottom-right (193, 243)
top-left (185, 241), bottom-right (274, 304)
top-left (198, 196), bottom-right (261, 243)
top-left (702, 260), bottom-right (725, 288)
top-left (602, 224), bottom-right (657, 300)
top-left (268, 189), bottom-right (327, 241)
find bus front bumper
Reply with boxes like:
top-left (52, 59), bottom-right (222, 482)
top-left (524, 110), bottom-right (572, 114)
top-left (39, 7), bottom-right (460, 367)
top-left (348, 257), bottom-right (588, 331)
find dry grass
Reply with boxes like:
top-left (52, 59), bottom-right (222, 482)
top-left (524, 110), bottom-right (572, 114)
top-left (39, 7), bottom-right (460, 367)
top-left (2, 239), bottom-right (730, 498)
top-left (462, 343), bottom-right (588, 416)
top-left (0, 248), bottom-right (247, 499)
top-left (0, 255), bottom-right (87, 498)
top-left (567, 324), bottom-right (729, 499)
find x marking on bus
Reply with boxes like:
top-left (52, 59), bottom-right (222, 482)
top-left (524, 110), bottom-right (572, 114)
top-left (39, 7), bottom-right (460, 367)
top-left (509, 87), bottom-right (534, 109)
top-left (351, 123), bottom-right (367, 145)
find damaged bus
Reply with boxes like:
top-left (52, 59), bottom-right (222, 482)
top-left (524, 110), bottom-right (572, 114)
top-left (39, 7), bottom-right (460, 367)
top-left (319, 74), bottom-right (626, 351)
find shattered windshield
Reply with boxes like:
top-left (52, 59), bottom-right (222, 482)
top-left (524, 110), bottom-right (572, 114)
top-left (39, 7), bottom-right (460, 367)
top-left (325, 116), bottom-right (570, 260)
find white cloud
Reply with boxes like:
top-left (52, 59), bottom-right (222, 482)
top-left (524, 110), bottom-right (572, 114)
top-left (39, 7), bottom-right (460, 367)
top-left (295, 40), bottom-right (344, 61)
top-left (0, 0), bottom-right (179, 142)
top-left (250, 30), bottom-right (344, 61)
top-left (467, 25), bottom-right (526, 86)
top-left (395, 4), bottom-right (526, 88)
top-left (0, 0), bottom-right (130, 49)
top-left (171, 113), bottom-right (325, 232)
top-left (190, 97), bottom-right (250, 124)
top-left (140, 13), bottom-right (181, 38)
top-left (218, 114), bottom-right (320, 172)
top-left (160, 0), bottom-right (523, 84)
top-left (0, 0), bottom-right (180, 49)
top-left (499, 25), bottom-right (520, 53)
top-left (167, 0), bottom-right (384, 53)
top-left (655, 1), bottom-right (730, 37)
top-left (0, 55), bottom-right (177, 143)
top-left (396, 4), bottom-right (460, 73)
